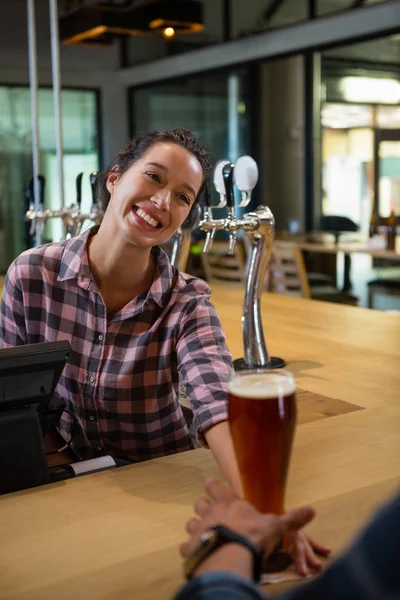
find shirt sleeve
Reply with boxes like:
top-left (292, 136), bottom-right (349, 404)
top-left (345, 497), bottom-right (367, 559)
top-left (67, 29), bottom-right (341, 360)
top-left (0, 261), bottom-right (28, 348)
top-left (176, 295), bottom-right (234, 446)
top-left (174, 572), bottom-right (268, 600)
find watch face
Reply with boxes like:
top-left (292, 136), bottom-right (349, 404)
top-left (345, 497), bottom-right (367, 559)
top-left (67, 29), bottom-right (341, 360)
top-left (199, 530), bottom-right (217, 545)
top-left (184, 529), bottom-right (219, 580)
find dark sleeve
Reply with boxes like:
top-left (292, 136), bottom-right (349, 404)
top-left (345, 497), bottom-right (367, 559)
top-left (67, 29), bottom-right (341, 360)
top-left (279, 493), bottom-right (400, 600)
top-left (174, 573), bottom-right (268, 600)
top-left (0, 261), bottom-right (28, 347)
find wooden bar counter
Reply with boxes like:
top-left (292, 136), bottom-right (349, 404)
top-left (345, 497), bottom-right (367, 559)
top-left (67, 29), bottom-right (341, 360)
top-left (0, 287), bottom-right (399, 600)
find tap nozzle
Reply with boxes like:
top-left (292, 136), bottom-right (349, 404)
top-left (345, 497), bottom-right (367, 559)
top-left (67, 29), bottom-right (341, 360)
top-left (203, 227), bottom-right (216, 253)
top-left (228, 230), bottom-right (238, 256)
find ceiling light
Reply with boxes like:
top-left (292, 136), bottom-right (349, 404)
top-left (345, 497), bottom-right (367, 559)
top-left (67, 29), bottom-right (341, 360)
top-left (59, 7), bottom-right (142, 45)
top-left (339, 77), bottom-right (400, 104)
top-left (143, 1), bottom-right (204, 35)
top-left (163, 27), bottom-right (176, 38)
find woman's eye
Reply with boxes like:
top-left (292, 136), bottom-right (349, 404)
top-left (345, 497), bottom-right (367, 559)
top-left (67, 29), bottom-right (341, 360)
top-left (177, 194), bottom-right (191, 206)
top-left (147, 172), bottom-right (161, 183)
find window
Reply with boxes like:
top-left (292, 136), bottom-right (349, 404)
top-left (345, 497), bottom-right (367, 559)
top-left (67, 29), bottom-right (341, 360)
top-left (0, 87), bottom-right (100, 271)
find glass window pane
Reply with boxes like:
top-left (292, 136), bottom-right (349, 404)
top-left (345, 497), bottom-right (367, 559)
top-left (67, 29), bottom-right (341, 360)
top-left (0, 86), bottom-right (100, 270)
top-left (322, 126), bottom-right (374, 234)
top-left (379, 140), bottom-right (400, 216)
top-left (377, 106), bottom-right (400, 129)
top-left (322, 103), bottom-right (373, 128)
top-left (130, 69), bottom-right (252, 212)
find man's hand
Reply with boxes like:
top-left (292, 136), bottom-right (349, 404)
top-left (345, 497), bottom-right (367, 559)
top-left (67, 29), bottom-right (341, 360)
top-left (283, 530), bottom-right (331, 576)
top-left (181, 478), bottom-right (315, 560)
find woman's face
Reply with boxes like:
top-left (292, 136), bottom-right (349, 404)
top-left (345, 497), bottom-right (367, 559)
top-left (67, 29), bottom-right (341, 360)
top-left (106, 142), bottom-right (203, 248)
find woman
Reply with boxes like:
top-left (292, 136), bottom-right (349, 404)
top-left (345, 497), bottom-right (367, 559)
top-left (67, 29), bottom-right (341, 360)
top-left (0, 128), bottom-right (328, 573)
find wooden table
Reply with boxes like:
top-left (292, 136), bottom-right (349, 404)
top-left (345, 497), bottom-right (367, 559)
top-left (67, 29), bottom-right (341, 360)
top-left (298, 240), bottom-right (400, 260)
top-left (1, 290), bottom-right (399, 600)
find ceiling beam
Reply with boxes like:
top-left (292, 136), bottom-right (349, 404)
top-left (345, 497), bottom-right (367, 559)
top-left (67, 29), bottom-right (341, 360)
top-left (119, 0), bottom-right (400, 87)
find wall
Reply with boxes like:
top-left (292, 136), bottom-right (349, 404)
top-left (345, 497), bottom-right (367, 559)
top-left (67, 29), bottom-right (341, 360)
top-left (260, 56), bottom-right (306, 232)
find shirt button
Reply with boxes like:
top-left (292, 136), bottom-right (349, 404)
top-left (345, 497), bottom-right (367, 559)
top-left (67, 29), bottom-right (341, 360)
top-left (89, 376), bottom-right (95, 383)
top-left (98, 334), bottom-right (103, 341)
top-left (89, 415), bottom-right (95, 421)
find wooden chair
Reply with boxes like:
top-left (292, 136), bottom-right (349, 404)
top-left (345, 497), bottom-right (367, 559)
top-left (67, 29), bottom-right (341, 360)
top-left (268, 242), bottom-right (358, 306)
top-left (367, 279), bottom-right (400, 309)
top-left (200, 239), bottom-right (247, 285)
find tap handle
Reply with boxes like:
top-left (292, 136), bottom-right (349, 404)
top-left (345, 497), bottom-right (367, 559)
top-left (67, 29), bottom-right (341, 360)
top-left (213, 159), bottom-right (230, 208)
top-left (76, 172), bottom-right (83, 209)
top-left (29, 174), bottom-right (45, 210)
top-left (38, 175), bottom-right (45, 209)
top-left (25, 178), bottom-right (34, 212)
top-left (222, 162), bottom-right (235, 214)
top-left (234, 155), bottom-right (258, 208)
top-left (89, 171), bottom-right (98, 208)
top-left (204, 178), bottom-right (212, 210)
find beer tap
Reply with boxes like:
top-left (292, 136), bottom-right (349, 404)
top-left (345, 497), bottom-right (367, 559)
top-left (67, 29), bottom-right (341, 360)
top-left (89, 171), bottom-right (98, 211)
top-left (68, 171), bottom-right (102, 237)
top-left (67, 172), bottom-right (83, 237)
top-left (200, 161), bottom-right (230, 253)
top-left (26, 175), bottom-right (47, 246)
top-left (222, 162), bottom-right (237, 255)
top-left (235, 203), bottom-right (285, 370)
top-left (168, 203), bottom-right (202, 271)
top-left (198, 154), bottom-right (285, 370)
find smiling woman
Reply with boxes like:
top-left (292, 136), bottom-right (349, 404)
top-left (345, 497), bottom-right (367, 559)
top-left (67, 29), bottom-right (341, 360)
top-left (0, 127), bottom-right (238, 469)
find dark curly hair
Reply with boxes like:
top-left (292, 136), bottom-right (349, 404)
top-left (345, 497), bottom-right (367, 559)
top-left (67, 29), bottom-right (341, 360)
top-left (98, 128), bottom-right (212, 213)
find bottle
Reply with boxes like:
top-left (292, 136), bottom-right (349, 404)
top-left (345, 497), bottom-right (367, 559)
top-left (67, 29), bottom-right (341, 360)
top-left (386, 211), bottom-right (396, 251)
top-left (369, 208), bottom-right (380, 238)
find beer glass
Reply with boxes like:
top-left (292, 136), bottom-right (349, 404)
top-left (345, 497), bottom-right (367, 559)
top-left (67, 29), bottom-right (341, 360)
top-left (228, 368), bottom-right (297, 516)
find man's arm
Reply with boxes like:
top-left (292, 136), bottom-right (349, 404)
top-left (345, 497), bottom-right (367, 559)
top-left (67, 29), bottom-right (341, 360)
top-left (175, 479), bottom-right (315, 600)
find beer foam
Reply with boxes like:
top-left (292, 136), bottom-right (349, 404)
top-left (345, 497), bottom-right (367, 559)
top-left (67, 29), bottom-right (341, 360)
top-left (228, 372), bottom-right (296, 399)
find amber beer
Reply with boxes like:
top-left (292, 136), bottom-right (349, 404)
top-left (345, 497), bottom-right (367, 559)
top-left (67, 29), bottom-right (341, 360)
top-left (228, 369), bottom-right (297, 515)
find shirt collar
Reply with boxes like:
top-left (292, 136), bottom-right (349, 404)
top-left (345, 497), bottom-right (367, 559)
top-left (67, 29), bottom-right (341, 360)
top-left (145, 245), bottom-right (175, 308)
top-left (58, 227), bottom-right (96, 286)
top-left (58, 227), bottom-right (175, 307)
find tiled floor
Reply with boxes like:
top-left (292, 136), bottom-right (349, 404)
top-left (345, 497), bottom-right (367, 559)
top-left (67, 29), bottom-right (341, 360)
top-left (337, 253), bottom-right (400, 311)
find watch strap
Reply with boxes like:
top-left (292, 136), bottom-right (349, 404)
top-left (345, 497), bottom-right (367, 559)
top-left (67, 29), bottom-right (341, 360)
top-left (184, 524), bottom-right (263, 583)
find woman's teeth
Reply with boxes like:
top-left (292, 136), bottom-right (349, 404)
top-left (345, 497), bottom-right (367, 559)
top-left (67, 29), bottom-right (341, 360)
top-left (136, 207), bottom-right (160, 228)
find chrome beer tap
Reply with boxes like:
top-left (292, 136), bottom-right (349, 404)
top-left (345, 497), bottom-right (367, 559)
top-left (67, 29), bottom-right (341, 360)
top-left (199, 154), bottom-right (285, 370)
top-left (25, 175), bottom-right (47, 246)
top-left (200, 160), bottom-right (230, 253)
top-left (69, 171), bottom-right (103, 236)
top-left (222, 162), bottom-right (237, 255)
top-left (168, 203), bottom-right (202, 272)
top-left (236, 203), bottom-right (285, 370)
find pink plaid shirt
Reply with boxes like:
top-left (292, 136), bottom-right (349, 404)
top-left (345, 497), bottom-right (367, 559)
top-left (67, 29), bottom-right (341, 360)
top-left (0, 228), bottom-right (232, 462)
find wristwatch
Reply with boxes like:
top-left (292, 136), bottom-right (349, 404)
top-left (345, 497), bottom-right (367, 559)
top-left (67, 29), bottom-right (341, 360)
top-left (183, 524), bottom-right (263, 583)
